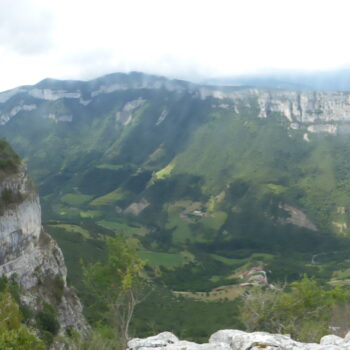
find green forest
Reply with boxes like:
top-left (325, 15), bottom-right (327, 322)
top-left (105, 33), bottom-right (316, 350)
top-left (2, 74), bottom-right (350, 348)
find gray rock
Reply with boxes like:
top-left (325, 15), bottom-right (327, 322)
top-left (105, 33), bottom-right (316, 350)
top-left (210, 329), bottom-right (300, 350)
top-left (129, 329), bottom-right (350, 350)
top-left (127, 332), bottom-right (179, 350)
top-left (0, 164), bottom-right (89, 335)
top-left (320, 335), bottom-right (344, 346)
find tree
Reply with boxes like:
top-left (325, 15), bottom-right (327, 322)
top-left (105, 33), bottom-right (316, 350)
top-left (240, 276), bottom-right (349, 342)
top-left (0, 291), bottom-right (45, 350)
top-left (83, 235), bottom-right (147, 347)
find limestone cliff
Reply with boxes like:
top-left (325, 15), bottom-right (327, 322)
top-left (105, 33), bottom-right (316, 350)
top-left (200, 88), bottom-right (350, 136)
top-left (2, 73), bottom-right (350, 138)
top-left (0, 161), bottom-right (88, 334)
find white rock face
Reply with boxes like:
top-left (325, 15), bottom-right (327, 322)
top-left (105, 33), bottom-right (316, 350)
top-left (28, 88), bottom-right (81, 101)
top-left (0, 195), bottom-right (41, 263)
top-left (44, 113), bottom-right (73, 122)
top-left (128, 332), bottom-right (231, 350)
top-left (128, 329), bottom-right (350, 350)
top-left (156, 109), bottom-right (168, 126)
top-left (278, 204), bottom-right (318, 231)
top-left (320, 335), bottom-right (344, 346)
top-left (91, 78), bottom-right (192, 98)
top-left (0, 164), bottom-right (88, 334)
top-left (0, 165), bottom-right (41, 264)
top-left (0, 231), bottom-right (87, 333)
top-left (0, 87), bottom-right (26, 103)
top-left (128, 332), bottom-right (179, 350)
top-left (116, 98), bottom-right (146, 126)
top-left (3, 77), bottom-right (350, 134)
top-left (124, 199), bottom-right (150, 216)
top-left (201, 89), bottom-right (350, 134)
top-left (0, 104), bottom-right (37, 125)
top-left (307, 124), bottom-right (337, 134)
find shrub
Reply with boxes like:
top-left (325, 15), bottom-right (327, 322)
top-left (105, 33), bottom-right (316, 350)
top-left (240, 276), bottom-right (349, 342)
top-left (35, 303), bottom-right (60, 344)
top-left (0, 292), bottom-right (45, 349)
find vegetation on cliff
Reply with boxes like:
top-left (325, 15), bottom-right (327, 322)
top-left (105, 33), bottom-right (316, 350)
top-left (0, 277), bottom-right (46, 349)
top-left (0, 139), bottom-right (20, 174)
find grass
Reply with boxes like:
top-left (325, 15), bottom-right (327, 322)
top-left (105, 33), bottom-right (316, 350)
top-left (165, 203), bottom-right (210, 244)
top-left (97, 220), bottom-right (148, 236)
top-left (60, 193), bottom-right (92, 206)
top-left (173, 284), bottom-right (244, 301)
top-left (210, 254), bottom-right (242, 266)
top-left (90, 189), bottom-right (124, 206)
top-left (200, 211), bottom-right (227, 231)
top-left (79, 210), bottom-right (103, 218)
top-left (96, 164), bottom-right (124, 170)
top-left (265, 183), bottom-right (287, 195)
top-left (155, 162), bottom-right (175, 180)
top-left (210, 252), bottom-right (275, 274)
top-left (52, 203), bottom-right (81, 218)
top-left (207, 193), bottom-right (225, 213)
top-left (332, 268), bottom-right (350, 280)
top-left (48, 224), bottom-right (90, 239)
top-left (166, 212), bottom-right (194, 244)
top-left (139, 250), bottom-right (184, 268)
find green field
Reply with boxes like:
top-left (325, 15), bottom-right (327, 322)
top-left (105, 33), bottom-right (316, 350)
top-left (79, 210), bottom-right (103, 218)
top-left (60, 193), bottom-right (93, 206)
top-left (97, 220), bottom-right (148, 236)
top-left (48, 224), bottom-right (90, 239)
top-left (139, 250), bottom-right (184, 268)
top-left (90, 189), bottom-right (124, 206)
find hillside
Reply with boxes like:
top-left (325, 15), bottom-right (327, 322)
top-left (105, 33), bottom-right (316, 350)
top-left (1, 72), bottom-right (350, 297)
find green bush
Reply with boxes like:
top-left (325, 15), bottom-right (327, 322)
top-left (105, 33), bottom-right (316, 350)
top-left (240, 276), bottom-right (349, 342)
top-left (35, 303), bottom-right (60, 344)
top-left (0, 139), bottom-right (20, 173)
top-left (0, 292), bottom-right (45, 349)
top-left (0, 327), bottom-right (46, 350)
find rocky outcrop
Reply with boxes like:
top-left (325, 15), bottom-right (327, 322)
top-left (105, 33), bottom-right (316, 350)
top-left (116, 98), bottom-right (146, 126)
top-left (0, 163), bottom-right (88, 335)
top-left (127, 329), bottom-right (350, 350)
top-left (203, 88), bottom-right (350, 135)
top-left (124, 199), bottom-right (150, 216)
top-left (0, 104), bottom-right (37, 125)
top-left (0, 164), bottom-right (41, 264)
top-left (278, 204), bottom-right (318, 232)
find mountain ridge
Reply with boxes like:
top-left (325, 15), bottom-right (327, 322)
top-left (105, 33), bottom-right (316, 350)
top-left (1, 71), bottom-right (350, 296)
top-left (3, 72), bottom-right (350, 135)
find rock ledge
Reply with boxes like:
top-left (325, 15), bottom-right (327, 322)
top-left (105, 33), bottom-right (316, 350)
top-left (127, 329), bottom-right (350, 350)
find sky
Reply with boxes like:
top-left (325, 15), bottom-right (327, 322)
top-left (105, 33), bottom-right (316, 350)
top-left (1, 0), bottom-right (350, 92)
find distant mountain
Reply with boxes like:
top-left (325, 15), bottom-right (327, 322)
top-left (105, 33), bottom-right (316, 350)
top-left (1, 71), bottom-right (350, 293)
top-left (203, 69), bottom-right (350, 91)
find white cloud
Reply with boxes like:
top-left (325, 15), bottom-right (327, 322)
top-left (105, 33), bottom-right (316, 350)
top-left (1, 0), bottom-right (350, 91)
top-left (0, 0), bottom-right (53, 55)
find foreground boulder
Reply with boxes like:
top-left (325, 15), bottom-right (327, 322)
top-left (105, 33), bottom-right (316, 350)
top-left (127, 329), bottom-right (350, 350)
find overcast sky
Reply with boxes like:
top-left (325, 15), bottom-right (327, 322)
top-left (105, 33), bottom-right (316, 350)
top-left (1, 0), bottom-right (350, 92)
